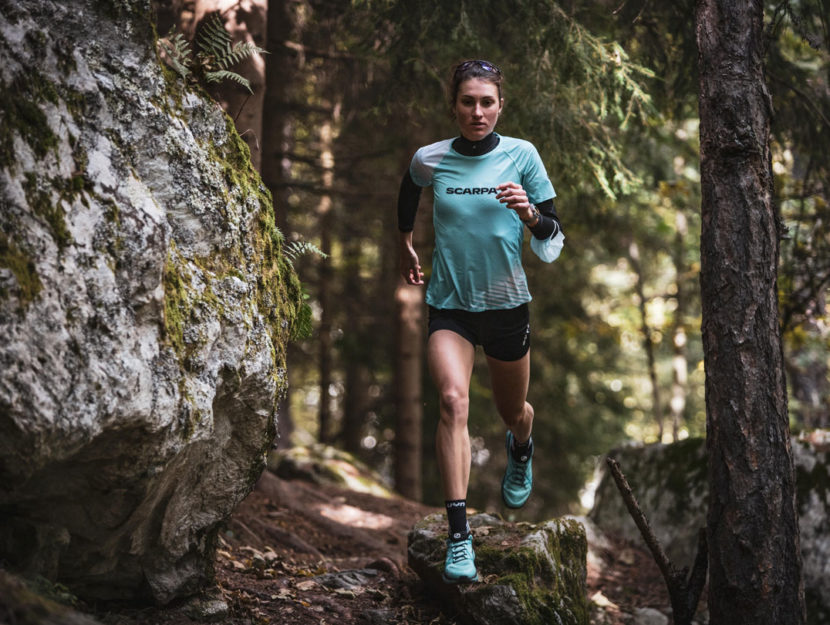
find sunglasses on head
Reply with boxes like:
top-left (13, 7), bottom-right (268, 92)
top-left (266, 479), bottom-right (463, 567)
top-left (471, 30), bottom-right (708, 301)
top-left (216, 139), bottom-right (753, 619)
top-left (455, 60), bottom-right (501, 75)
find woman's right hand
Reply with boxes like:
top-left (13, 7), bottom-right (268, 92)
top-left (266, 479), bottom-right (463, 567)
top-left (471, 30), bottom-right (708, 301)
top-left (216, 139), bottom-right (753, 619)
top-left (399, 238), bottom-right (424, 285)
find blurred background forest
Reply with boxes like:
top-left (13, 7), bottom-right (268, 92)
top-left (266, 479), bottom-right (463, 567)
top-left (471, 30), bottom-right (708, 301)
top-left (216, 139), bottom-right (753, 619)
top-left (154, 0), bottom-right (830, 521)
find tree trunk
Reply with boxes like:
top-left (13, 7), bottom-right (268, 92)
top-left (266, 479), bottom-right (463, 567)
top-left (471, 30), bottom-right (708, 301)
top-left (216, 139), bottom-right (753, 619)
top-left (394, 153), bottom-right (428, 501)
top-left (670, 209), bottom-right (690, 442)
top-left (394, 282), bottom-right (423, 501)
top-left (628, 240), bottom-right (664, 441)
top-left (317, 108), bottom-right (339, 443)
top-left (341, 231), bottom-right (371, 455)
top-left (262, 0), bottom-right (304, 231)
top-left (696, 1), bottom-right (805, 623)
top-left (262, 0), bottom-right (305, 444)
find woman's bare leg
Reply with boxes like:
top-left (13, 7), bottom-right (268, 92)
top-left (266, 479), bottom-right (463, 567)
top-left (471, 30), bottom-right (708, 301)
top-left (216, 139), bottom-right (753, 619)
top-left (428, 330), bottom-right (476, 500)
top-left (486, 350), bottom-right (534, 442)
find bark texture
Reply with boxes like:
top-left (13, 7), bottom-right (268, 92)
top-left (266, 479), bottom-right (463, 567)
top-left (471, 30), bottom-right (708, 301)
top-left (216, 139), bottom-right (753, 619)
top-left (394, 283), bottom-right (424, 501)
top-left (696, 0), bottom-right (805, 622)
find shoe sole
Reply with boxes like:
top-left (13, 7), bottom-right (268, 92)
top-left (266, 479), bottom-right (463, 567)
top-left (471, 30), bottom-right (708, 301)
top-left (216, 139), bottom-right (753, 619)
top-left (442, 571), bottom-right (480, 584)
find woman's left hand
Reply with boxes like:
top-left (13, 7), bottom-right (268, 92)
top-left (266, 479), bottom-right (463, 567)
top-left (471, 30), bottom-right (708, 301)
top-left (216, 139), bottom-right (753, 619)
top-left (496, 182), bottom-right (535, 221)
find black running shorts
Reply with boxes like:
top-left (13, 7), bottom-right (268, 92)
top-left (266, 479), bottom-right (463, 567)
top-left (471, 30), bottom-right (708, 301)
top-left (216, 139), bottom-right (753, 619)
top-left (428, 304), bottom-right (530, 362)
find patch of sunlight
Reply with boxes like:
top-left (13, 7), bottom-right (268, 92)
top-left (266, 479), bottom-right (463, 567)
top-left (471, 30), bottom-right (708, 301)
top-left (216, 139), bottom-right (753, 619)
top-left (624, 417), bottom-right (661, 444)
top-left (327, 459), bottom-right (395, 498)
top-left (316, 502), bottom-right (396, 530)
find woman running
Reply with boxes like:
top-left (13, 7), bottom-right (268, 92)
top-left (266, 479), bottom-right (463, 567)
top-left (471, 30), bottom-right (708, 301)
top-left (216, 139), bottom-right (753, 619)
top-left (397, 59), bottom-right (564, 583)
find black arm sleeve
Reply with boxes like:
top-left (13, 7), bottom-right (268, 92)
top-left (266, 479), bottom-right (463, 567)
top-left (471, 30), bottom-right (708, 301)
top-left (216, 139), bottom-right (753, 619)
top-left (397, 170), bottom-right (422, 232)
top-left (528, 198), bottom-right (562, 240)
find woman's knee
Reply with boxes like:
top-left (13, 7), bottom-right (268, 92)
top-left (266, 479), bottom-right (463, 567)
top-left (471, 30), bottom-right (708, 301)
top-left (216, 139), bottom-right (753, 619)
top-left (498, 400), bottom-right (533, 427)
top-left (438, 388), bottom-right (469, 427)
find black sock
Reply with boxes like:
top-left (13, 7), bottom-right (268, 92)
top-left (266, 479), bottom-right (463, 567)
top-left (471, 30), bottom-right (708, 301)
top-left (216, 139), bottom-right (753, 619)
top-left (511, 435), bottom-right (533, 463)
top-left (445, 500), bottom-right (469, 541)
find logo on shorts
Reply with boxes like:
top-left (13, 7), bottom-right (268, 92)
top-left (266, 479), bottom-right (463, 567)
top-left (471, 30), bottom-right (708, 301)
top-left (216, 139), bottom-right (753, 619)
top-left (523, 324), bottom-right (530, 346)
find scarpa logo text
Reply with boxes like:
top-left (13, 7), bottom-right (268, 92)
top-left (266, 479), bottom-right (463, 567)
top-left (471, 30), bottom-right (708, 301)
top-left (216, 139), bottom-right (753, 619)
top-left (446, 187), bottom-right (498, 195)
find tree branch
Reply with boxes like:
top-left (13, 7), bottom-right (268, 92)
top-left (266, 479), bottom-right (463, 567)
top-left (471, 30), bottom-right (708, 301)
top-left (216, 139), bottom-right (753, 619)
top-left (606, 457), bottom-right (707, 625)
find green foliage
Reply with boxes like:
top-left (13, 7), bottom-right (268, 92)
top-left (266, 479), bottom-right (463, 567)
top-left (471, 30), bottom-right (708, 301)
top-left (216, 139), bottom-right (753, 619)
top-left (365, 1), bottom-right (655, 199)
top-left (204, 69), bottom-right (252, 90)
top-left (159, 31), bottom-right (192, 79)
top-left (157, 13), bottom-right (266, 94)
top-left (291, 289), bottom-right (315, 341)
top-left (283, 240), bottom-right (329, 268)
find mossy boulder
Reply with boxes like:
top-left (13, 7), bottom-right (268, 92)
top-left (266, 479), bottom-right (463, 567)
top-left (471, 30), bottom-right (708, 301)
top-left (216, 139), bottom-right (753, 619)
top-left (267, 444), bottom-right (396, 498)
top-left (590, 438), bottom-right (708, 568)
top-left (0, 0), bottom-right (301, 605)
top-left (408, 512), bottom-right (588, 625)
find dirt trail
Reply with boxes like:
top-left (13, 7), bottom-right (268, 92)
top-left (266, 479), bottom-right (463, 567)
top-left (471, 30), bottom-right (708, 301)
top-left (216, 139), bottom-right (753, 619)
top-left (96, 467), bottom-right (668, 624)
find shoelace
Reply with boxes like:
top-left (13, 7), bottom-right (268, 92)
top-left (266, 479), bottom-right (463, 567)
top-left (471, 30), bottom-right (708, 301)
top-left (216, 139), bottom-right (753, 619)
top-left (449, 539), bottom-right (471, 563)
top-left (507, 457), bottom-right (530, 487)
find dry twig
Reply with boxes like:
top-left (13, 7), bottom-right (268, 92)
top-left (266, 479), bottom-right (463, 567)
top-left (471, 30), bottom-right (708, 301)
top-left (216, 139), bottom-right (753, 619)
top-left (606, 456), bottom-right (708, 625)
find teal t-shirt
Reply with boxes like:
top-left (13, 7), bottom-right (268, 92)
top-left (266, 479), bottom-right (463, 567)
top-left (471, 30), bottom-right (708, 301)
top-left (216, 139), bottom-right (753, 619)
top-left (409, 134), bottom-right (556, 312)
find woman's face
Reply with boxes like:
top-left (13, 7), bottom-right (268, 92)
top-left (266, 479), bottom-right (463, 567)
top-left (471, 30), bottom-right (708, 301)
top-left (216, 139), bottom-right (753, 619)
top-left (454, 78), bottom-right (503, 142)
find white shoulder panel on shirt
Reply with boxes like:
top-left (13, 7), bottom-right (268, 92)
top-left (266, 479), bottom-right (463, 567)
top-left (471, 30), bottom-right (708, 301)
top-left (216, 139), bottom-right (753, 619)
top-left (410, 138), bottom-right (454, 187)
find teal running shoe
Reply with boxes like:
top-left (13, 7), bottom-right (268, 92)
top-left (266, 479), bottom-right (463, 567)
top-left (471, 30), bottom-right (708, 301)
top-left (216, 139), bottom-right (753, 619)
top-left (502, 430), bottom-right (533, 508)
top-left (442, 534), bottom-right (478, 583)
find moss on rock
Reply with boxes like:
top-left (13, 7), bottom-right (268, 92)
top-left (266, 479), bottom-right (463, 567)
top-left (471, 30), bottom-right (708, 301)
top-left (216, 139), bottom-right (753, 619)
top-left (0, 231), bottom-right (42, 308)
top-left (0, 74), bottom-right (61, 169)
top-left (22, 173), bottom-right (72, 251)
top-left (408, 513), bottom-right (588, 625)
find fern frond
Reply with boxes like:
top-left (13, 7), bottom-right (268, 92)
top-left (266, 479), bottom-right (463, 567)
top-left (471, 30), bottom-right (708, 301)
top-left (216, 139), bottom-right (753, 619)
top-left (204, 70), bottom-right (252, 93)
top-left (218, 41), bottom-right (269, 70)
top-left (284, 240), bottom-right (328, 267)
top-left (291, 296), bottom-right (314, 340)
top-left (159, 31), bottom-right (193, 79)
top-left (199, 14), bottom-right (233, 57)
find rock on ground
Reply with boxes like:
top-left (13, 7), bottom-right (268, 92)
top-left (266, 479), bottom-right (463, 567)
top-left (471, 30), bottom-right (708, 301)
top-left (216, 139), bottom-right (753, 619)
top-left (408, 512), bottom-right (589, 625)
top-left (0, 0), bottom-right (301, 604)
top-left (0, 570), bottom-right (105, 625)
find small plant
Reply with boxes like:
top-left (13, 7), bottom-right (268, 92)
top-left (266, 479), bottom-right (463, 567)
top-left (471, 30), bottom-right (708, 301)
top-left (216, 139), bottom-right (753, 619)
top-left (283, 240), bottom-right (328, 268)
top-left (158, 13), bottom-right (266, 93)
top-left (283, 239), bottom-right (326, 340)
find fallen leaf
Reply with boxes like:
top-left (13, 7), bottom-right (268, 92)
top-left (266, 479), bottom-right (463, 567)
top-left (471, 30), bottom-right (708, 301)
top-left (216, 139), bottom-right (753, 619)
top-left (296, 580), bottom-right (317, 591)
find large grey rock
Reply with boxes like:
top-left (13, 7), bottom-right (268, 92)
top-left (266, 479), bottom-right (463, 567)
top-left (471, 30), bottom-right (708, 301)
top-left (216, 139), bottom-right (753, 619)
top-left (408, 512), bottom-right (589, 625)
top-left (590, 438), bottom-right (708, 568)
top-left (589, 433), bottom-right (830, 623)
top-left (633, 607), bottom-right (669, 625)
top-left (0, 0), bottom-right (301, 604)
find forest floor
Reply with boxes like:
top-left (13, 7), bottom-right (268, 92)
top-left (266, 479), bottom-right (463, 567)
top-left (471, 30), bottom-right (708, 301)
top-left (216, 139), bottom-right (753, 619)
top-left (91, 463), bottom-right (674, 625)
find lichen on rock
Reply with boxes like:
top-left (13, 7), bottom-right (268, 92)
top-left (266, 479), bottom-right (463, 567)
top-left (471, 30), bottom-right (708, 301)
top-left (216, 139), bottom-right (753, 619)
top-left (408, 512), bottom-right (589, 625)
top-left (0, 0), bottom-right (302, 605)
